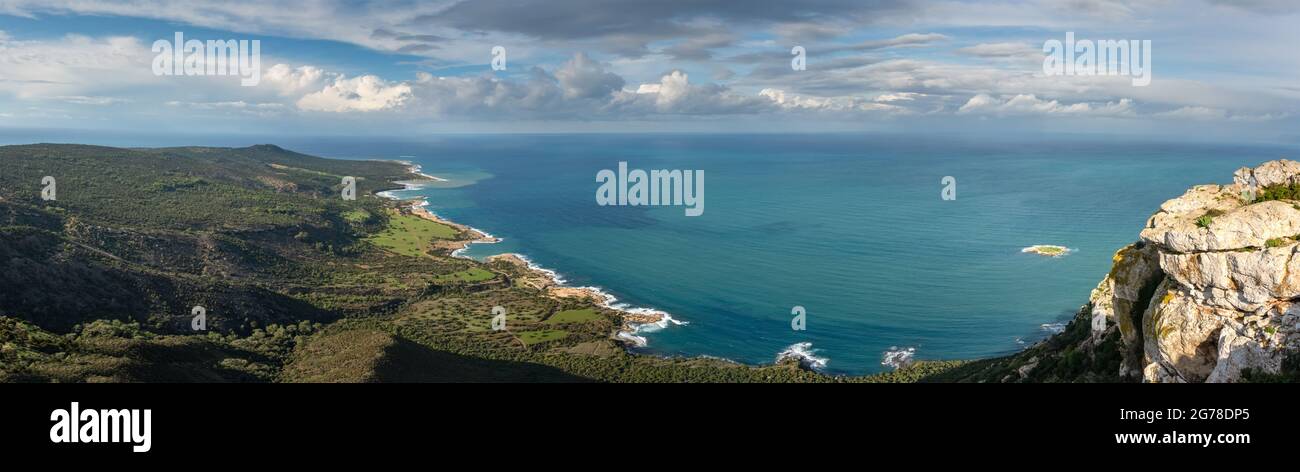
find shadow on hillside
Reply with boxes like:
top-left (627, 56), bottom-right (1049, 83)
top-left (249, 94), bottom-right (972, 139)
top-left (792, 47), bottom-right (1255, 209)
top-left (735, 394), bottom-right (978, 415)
top-left (372, 338), bottom-right (594, 383)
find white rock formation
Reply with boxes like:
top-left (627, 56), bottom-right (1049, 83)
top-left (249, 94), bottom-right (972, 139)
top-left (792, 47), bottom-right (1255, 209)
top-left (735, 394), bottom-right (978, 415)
top-left (1095, 159), bottom-right (1300, 382)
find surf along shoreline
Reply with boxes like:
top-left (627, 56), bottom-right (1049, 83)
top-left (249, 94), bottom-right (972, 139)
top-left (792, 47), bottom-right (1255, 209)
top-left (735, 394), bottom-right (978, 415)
top-left (375, 160), bottom-right (687, 350)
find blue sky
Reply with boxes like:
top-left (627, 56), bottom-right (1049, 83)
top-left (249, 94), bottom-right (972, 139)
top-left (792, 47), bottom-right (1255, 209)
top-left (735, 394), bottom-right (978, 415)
top-left (0, 0), bottom-right (1297, 142)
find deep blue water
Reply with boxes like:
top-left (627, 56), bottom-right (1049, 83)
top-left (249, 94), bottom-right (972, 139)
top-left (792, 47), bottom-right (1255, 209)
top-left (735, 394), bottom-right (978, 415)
top-left (32, 132), bottom-right (1293, 375)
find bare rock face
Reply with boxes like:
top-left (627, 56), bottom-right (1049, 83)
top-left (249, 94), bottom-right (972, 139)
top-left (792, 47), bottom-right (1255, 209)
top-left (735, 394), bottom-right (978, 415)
top-left (1096, 160), bottom-right (1300, 382)
top-left (1159, 245), bottom-right (1300, 312)
top-left (1142, 281), bottom-right (1240, 382)
top-left (1234, 159), bottom-right (1300, 188)
top-left (1088, 243), bottom-right (1163, 379)
top-left (1142, 196), bottom-right (1300, 253)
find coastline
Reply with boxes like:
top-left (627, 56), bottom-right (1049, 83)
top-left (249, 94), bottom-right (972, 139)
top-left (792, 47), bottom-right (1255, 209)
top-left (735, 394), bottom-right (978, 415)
top-left (376, 169), bottom-right (685, 348)
top-left (369, 164), bottom-right (1041, 375)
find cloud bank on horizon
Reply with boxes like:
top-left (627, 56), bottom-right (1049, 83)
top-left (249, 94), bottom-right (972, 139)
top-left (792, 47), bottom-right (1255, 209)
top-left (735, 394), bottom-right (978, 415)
top-left (0, 0), bottom-right (1297, 139)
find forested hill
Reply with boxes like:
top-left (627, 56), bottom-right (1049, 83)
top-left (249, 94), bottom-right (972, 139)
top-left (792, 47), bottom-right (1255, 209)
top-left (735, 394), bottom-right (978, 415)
top-left (0, 143), bottom-right (415, 333)
top-left (0, 143), bottom-right (409, 230)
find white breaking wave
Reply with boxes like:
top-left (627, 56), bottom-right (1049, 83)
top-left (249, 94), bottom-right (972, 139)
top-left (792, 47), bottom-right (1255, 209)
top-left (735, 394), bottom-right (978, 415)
top-left (881, 346), bottom-right (916, 370)
top-left (616, 331), bottom-right (648, 347)
top-left (1040, 322), bottom-right (1066, 334)
top-left (776, 342), bottom-right (829, 371)
top-left (375, 179), bottom-right (428, 200)
top-left (507, 253), bottom-right (568, 284)
top-left (493, 253), bottom-right (687, 346)
top-left (627, 310), bottom-right (688, 333)
top-left (391, 159), bottom-right (447, 182)
top-left (407, 162), bottom-right (447, 182)
top-left (447, 222), bottom-right (502, 259)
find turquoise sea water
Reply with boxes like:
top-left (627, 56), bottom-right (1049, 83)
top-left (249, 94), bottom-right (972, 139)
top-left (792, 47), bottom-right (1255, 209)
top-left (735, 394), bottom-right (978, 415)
top-left (287, 134), bottom-right (1295, 374)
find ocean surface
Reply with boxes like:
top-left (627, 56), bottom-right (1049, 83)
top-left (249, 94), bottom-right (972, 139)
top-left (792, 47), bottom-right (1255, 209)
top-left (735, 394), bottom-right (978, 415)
top-left (15, 132), bottom-right (1296, 375)
top-left (300, 134), bottom-right (1297, 375)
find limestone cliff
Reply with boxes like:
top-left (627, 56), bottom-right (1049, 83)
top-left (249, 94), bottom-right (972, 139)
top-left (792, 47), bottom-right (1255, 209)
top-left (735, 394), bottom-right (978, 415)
top-left (1093, 159), bottom-right (1300, 382)
top-left (934, 159), bottom-right (1300, 383)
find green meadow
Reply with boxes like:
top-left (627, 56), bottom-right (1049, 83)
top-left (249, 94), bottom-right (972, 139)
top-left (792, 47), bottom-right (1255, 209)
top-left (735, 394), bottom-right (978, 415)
top-left (368, 210), bottom-right (460, 257)
top-left (434, 268), bottom-right (496, 283)
top-left (546, 308), bottom-right (601, 324)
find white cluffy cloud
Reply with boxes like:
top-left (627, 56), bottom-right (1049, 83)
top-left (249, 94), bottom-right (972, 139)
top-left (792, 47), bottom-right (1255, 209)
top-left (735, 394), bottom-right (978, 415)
top-left (958, 94), bottom-right (1135, 116)
top-left (263, 64), bottom-right (327, 95)
top-left (297, 75), bottom-right (412, 112)
top-left (759, 88), bottom-right (906, 113)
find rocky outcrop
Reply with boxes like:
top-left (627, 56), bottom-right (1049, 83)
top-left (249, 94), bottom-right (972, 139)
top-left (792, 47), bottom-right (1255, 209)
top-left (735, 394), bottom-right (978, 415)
top-left (1091, 160), bottom-right (1300, 382)
top-left (1088, 242), bottom-right (1164, 379)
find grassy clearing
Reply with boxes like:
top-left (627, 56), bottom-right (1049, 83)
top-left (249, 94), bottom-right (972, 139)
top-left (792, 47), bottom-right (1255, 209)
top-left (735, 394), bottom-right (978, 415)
top-left (434, 268), bottom-right (495, 283)
top-left (268, 163), bottom-right (341, 178)
top-left (545, 308), bottom-right (601, 324)
top-left (517, 329), bottom-right (569, 346)
top-left (342, 209), bottom-right (372, 223)
top-left (368, 210), bottom-right (459, 257)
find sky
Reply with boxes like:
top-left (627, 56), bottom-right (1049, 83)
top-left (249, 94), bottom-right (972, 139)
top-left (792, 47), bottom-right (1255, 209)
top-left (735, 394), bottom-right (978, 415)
top-left (0, 0), bottom-right (1297, 142)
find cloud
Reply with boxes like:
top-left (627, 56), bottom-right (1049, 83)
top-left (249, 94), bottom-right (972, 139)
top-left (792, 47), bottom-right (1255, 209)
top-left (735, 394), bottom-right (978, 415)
top-left (417, 0), bottom-right (919, 57)
top-left (874, 92), bottom-right (922, 102)
top-left (263, 64), bottom-right (328, 95)
top-left (759, 88), bottom-right (907, 113)
top-left (51, 95), bottom-right (132, 105)
top-left (0, 1), bottom-right (1297, 135)
top-left (0, 33), bottom-right (156, 99)
top-left (1153, 105), bottom-right (1226, 120)
top-left (954, 42), bottom-right (1039, 60)
top-left (819, 33), bottom-right (949, 54)
top-left (423, 0), bottom-right (914, 36)
top-left (957, 93), bottom-right (1135, 116)
top-left (554, 53), bottom-right (624, 99)
top-left (297, 75), bottom-right (412, 112)
top-left (1154, 106), bottom-right (1290, 122)
top-left (619, 70), bottom-right (771, 114)
top-left (1205, 0), bottom-right (1300, 14)
top-left (165, 100), bottom-right (286, 116)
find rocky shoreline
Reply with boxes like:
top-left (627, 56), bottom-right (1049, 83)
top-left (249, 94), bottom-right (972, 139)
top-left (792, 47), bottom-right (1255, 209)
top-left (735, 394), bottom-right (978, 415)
top-left (405, 201), bottom-right (501, 255)
top-left (482, 252), bottom-right (679, 345)
top-left (383, 180), bottom-right (678, 349)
